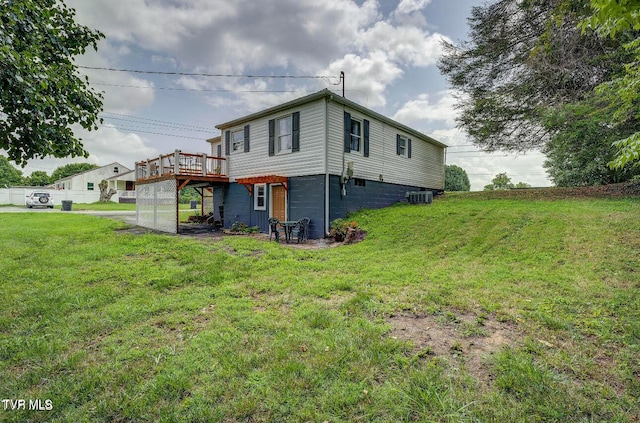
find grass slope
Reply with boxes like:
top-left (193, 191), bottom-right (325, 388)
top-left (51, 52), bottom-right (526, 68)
top-left (1, 194), bottom-right (639, 422)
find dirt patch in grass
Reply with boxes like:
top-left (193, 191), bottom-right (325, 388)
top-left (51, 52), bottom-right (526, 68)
top-left (388, 311), bottom-right (520, 386)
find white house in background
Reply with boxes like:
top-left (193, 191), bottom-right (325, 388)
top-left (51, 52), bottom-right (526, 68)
top-left (54, 162), bottom-right (135, 203)
top-left (106, 169), bottom-right (137, 203)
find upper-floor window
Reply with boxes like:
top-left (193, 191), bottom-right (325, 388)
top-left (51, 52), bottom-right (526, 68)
top-left (87, 182), bottom-right (94, 191)
top-left (396, 135), bottom-right (412, 158)
top-left (113, 166), bottom-right (119, 173)
top-left (268, 112), bottom-right (299, 156)
top-left (349, 119), bottom-right (361, 153)
top-left (231, 130), bottom-right (244, 153)
top-left (277, 116), bottom-right (292, 154)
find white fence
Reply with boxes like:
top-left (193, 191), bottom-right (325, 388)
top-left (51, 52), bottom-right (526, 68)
top-left (0, 188), bottom-right (101, 205)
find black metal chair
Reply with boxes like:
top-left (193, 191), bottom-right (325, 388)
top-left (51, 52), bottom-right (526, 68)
top-left (290, 217), bottom-right (310, 243)
top-left (268, 217), bottom-right (283, 241)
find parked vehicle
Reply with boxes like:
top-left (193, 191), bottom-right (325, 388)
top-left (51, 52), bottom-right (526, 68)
top-left (26, 192), bottom-right (54, 208)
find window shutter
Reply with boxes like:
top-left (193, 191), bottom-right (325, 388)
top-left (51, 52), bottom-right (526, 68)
top-left (244, 125), bottom-right (250, 152)
top-left (292, 111), bottom-right (300, 152)
top-left (225, 130), bottom-right (230, 156)
top-left (268, 119), bottom-right (275, 156)
top-left (396, 134), bottom-right (401, 156)
top-left (363, 119), bottom-right (370, 157)
top-left (408, 139), bottom-right (412, 158)
top-left (344, 111), bottom-right (351, 153)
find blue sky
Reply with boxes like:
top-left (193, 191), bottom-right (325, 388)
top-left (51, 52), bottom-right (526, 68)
top-left (18, 0), bottom-right (550, 190)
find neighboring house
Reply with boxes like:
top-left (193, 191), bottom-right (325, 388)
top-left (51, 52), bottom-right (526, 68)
top-left (215, 89), bottom-right (446, 238)
top-left (55, 162), bottom-right (133, 202)
top-left (106, 169), bottom-right (137, 203)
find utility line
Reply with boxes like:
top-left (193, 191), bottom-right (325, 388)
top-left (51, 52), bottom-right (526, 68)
top-left (98, 124), bottom-right (206, 140)
top-left (93, 82), bottom-right (307, 93)
top-left (101, 112), bottom-right (212, 132)
top-left (79, 65), bottom-right (335, 80)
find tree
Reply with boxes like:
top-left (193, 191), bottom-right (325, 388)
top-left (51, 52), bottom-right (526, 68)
top-left (24, 170), bottom-right (51, 186)
top-left (445, 165), bottom-right (471, 191)
top-left (514, 182), bottom-right (532, 189)
top-left (98, 179), bottom-right (116, 202)
top-left (438, 0), bottom-right (631, 153)
top-left (542, 100), bottom-right (639, 186)
top-left (484, 172), bottom-right (514, 191)
top-left (0, 0), bottom-right (104, 166)
top-left (580, 0), bottom-right (640, 169)
top-left (0, 155), bottom-right (24, 186)
top-left (50, 163), bottom-right (98, 182)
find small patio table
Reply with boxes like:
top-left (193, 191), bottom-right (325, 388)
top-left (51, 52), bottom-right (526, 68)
top-left (278, 221), bottom-right (298, 243)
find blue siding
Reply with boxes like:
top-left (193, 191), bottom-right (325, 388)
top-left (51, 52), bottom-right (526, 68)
top-left (328, 175), bottom-right (432, 222)
top-left (223, 183), bottom-right (268, 230)
top-left (288, 175), bottom-right (326, 239)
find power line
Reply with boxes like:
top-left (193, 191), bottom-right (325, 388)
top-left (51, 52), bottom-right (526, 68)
top-left (101, 112), bottom-right (212, 132)
top-left (79, 65), bottom-right (336, 80)
top-left (98, 124), bottom-right (206, 140)
top-left (92, 82), bottom-right (307, 94)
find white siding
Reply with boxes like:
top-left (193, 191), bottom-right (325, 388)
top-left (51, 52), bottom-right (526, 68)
top-left (225, 99), bottom-right (326, 180)
top-left (62, 163), bottom-right (131, 191)
top-left (327, 102), bottom-right (444, 189)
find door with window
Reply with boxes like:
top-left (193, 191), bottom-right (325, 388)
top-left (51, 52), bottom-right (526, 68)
top-left (271, 185), bottom-right (286, 222)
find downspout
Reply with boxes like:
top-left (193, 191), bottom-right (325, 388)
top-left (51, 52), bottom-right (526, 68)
top-left (325, 96), bottom-right (331, 237)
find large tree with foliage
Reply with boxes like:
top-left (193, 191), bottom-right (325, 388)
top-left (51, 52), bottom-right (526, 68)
top-left (438, 0), bottom-right (629, 153)
top-left (445, 165), bottom-right (471, 191)
top-left (542, 99), bottom-right (638, 186)
top-left (50, 162), bottom-right (98, 181)
top-left (0, 0), bottom-right (104, 166)
top-left (0, 155), bottom-right (23, 186)
top-left (581, 0), bottom-right (640, 169)
top-left (24, 170), bottom-right (51, 186)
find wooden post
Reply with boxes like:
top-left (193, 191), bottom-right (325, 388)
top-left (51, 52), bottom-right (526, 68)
top-left (174, 150), bottom-right (181, 175)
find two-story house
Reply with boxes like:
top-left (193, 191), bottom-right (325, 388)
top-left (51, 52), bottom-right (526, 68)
top-left (135, 89), bottom-right (446, 236)
top-left (215, 89), bottom-right (446, 239)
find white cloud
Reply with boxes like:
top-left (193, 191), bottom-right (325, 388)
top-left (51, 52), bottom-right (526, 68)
top-left (396, 0), bottom-right (433, 15)
top-left (324, 52), bottom-right (404, 107)
top-left (394, 91), bottom-right (459, 126)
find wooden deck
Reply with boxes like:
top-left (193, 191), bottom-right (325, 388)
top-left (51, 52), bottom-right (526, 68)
top-left (136, 150), bottom-right (229, 186)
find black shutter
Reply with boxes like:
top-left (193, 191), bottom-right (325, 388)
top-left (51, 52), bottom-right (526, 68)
top-left (344, 111), bottom-right (351, 153)
top-left (292, 112), bottom-right (300, 152)
top-left (268, 119), bottom-right (275, 156)
top-left (363, 119), bottom-right (370, 157)
top-left (225, 130), bottom-right (230, 156)
top-left (408, 139), bottom-right (412, 158)
top-left (243, 125), bottom-right (250, 152)
top-left (396, 134), bottom-right (401, 156)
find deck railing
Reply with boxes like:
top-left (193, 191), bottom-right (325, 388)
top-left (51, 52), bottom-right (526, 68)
top-left (136, 150), bottom-right (227, 181)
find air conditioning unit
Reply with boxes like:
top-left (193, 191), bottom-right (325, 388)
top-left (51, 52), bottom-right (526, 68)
top-left (406, 191), bottom-right (433, 204)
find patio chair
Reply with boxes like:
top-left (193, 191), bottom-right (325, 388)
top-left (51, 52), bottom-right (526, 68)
top-left (268, 217), bottom-right (283, 241)
top-left (290, 217), bottom-right (310, 243)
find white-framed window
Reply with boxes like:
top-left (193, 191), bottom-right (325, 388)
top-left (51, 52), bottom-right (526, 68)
top-left (87, 182), bottom-right (94, 191)
top-left (254, 183), bottom-right (266, 211)
top-left (113, 166), bottom-right (119, 173)
top-left (349, 119), bottom-right (361, 152)
top-left (277, 115), bottom-right (292, 154)
top-left (231, 130), bottom-right (244, 153)
top-left (397, 136), bottom-right (408, 157)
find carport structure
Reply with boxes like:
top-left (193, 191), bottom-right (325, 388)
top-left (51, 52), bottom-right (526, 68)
top-left (135, 150), bottom-right (228, 233)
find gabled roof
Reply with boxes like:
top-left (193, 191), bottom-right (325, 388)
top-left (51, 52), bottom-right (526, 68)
top-left (215, 89), bottom-right (447, 149)
top-left (55, 162), bottom-right (132, 182)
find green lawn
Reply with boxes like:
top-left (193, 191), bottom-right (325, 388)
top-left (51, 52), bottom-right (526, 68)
top-left (1, 194), bottom-right (639, 422)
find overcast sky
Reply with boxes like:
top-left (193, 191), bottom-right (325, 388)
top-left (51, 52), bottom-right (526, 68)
top-left (17, 0), bottom-right (550, 190)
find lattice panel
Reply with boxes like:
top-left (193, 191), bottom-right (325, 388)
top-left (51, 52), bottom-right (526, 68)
top-left (136, 180), bottom-right (177, 233)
